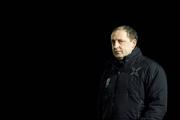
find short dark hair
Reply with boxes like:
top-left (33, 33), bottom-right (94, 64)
top-left (112, 25), bottom-right (138, 41)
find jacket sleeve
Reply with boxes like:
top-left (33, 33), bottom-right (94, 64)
top-left (140, 62), bottom-right (168, 120)
top-left (97, 61), bottom-right (111, 120)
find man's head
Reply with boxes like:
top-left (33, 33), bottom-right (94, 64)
top-left (111, 25), bottom-right (138, 60)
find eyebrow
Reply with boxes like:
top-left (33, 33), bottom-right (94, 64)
top-left (111, 39), bottom-right (124, 42)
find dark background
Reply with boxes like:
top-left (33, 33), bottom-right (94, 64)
top-left (51, 3), bottom-right (179, 120)
top-left (9, 2), bottom-right (180, 120)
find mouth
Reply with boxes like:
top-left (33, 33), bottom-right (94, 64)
top-left (114, 50), bottom-right (122, 53)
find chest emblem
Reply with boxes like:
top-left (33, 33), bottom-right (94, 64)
top-left (130, 67), bottom-right (142, 77)
top-left (105, 78), bottom-right (111, 88)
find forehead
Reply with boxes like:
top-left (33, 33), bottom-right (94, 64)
top-left (111, 30), bottom-right (128, 40)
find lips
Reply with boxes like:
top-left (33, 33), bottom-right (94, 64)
top-left (114, 50), bottom-right (121, 53)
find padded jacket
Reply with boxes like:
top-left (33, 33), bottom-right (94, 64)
top-left (98, 47), bottom-right (167, 120)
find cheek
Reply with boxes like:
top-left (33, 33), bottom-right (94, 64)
top-left (124, 44), bottom-right (134, 52)
top-left (128, 43), bottom-right (135, 49)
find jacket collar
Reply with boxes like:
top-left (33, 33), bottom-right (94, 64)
top-left (112, 47), bottom-right (142, 66)
top-left (123, 47), bottom-right (142, 62)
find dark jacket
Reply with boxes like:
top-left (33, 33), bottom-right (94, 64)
top-left (98, 48), bottom-right (167, 120)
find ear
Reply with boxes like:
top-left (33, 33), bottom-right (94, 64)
top-left (132, 39), bottom-right (137, 48)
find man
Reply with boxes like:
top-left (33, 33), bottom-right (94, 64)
top-left (98, 25), bottom-right (167, 120)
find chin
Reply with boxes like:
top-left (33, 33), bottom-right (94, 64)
top-left (114, 54), bottom-right (124, 59)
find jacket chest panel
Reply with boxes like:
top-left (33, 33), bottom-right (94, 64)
top-left (104, 66), bottom-right (145, 102)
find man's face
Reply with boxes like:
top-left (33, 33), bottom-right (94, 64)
top-left (111, 30), bottom-right (137, 60)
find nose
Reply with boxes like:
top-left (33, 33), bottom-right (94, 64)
top-left (114, 41), bottom-right (119, 49)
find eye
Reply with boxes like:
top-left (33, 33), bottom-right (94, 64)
top-left (118, 40), bottom-right (124, 43)
top-left (111, 40), bottom-right (115, 44)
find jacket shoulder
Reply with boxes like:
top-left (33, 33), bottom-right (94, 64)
top-left (142, 56), bottom-right (165, 70)
top-left (141, 56), bottom-right (166, 79)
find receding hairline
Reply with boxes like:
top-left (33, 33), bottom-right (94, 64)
top-left (111, 25), bottom-right (138, 41)
top-left (112, 26), bottom-right (127, 33)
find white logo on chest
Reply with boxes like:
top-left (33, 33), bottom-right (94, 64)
top-left (105, 78), bottom-right (111, 88)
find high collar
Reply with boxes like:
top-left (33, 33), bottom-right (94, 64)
top-left (112, 47), bottom-right (142, 66)
top-left (123, 47), bottom-right (142, 62)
